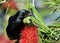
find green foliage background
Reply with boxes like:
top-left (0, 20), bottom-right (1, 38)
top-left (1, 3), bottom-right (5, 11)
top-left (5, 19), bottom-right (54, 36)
top-left (0, 0), bottom-right (60, 43)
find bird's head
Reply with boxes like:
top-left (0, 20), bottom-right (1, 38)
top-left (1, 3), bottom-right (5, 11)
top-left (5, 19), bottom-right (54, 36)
top-left (15, 9), bottom-right (32, 19)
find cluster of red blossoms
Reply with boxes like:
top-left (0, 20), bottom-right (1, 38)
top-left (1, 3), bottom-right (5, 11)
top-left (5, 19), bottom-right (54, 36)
top-left (2, 0), bottom-right (18, 10)
top-left (19, 25), bottom-right (39, 43)
top-left (0, 25), bottom-right (39, 43)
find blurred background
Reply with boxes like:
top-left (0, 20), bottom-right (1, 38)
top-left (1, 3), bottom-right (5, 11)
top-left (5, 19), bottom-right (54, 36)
top-left (0, 0), bottom-right (60, 43)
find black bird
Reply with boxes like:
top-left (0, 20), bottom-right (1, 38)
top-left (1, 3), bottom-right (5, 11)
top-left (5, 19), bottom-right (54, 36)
top-left (6, 9), bottom-right (32, 41)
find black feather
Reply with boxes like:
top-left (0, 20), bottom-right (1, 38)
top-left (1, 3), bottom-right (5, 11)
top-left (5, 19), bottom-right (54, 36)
top-left (6, 9), bottom-right (31, 40)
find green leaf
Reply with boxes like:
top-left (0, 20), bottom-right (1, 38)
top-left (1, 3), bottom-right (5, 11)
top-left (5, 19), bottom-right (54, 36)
top-left (7, 9), bottom-right (17, 16)
top-left (31, 16), bottom-right (49, 33)
top-left (23, 17), bottom-right (31, 23)
top-left (24, 0), bottom-right (30, 10)
top-left (29, 3), bottom-right (49, 29)
top-left (44, 2), bottom-right (56, 8)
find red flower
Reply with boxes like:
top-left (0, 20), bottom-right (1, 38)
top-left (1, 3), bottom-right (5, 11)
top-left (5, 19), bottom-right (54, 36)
top-left (2, 1), bottom-right (18, 10)
top-left (19, 25), bottom-right (39, 43)
top-left (2, 2), bottom-right (10, 9)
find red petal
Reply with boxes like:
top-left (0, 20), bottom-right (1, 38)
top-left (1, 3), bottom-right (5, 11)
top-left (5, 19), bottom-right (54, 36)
top-left (20, 25), bottom-right (39, 43)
